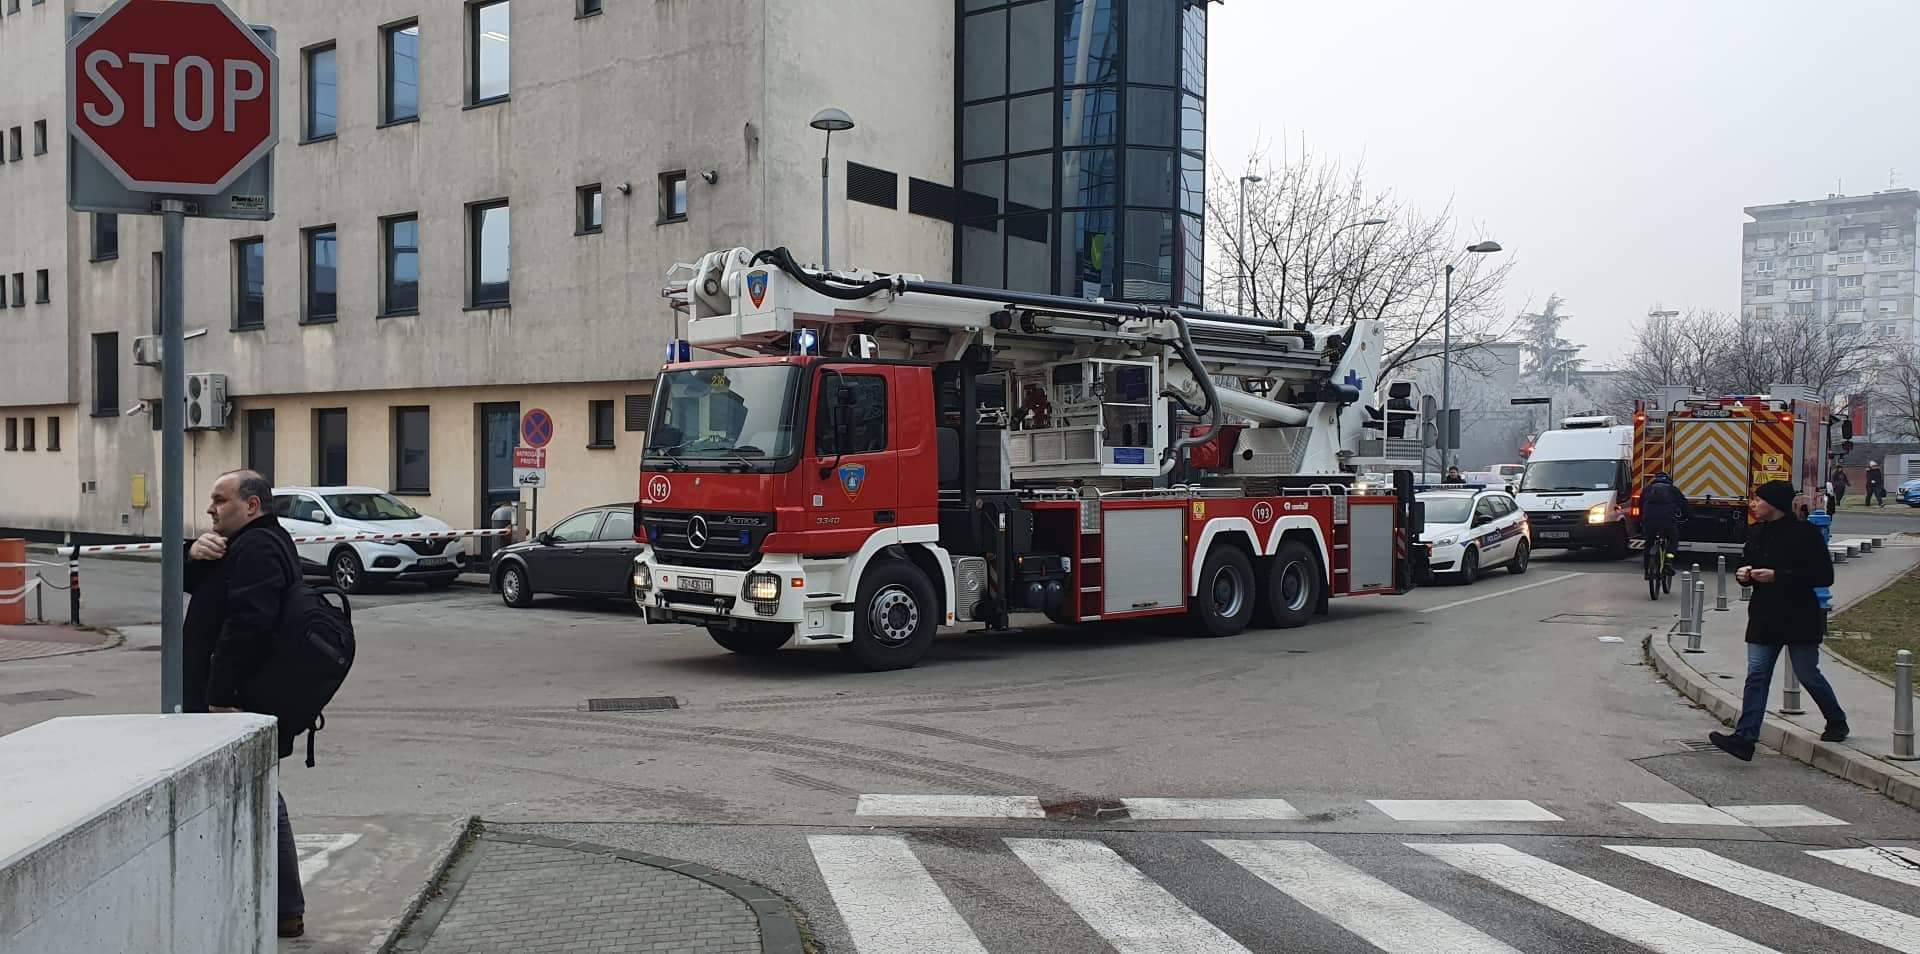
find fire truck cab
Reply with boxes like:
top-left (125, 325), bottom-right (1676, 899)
top-left (631, 247), bottom-right (1423, 670)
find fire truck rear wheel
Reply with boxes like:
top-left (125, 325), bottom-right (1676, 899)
top-left (1255, 540), bottom-right (1320, 629)
top-left (706, 625), bottom-right (793, 656)
top-left (842, 560), bottom-right (938, 671)
top-left (1189, 545), bottom-right (1256, 638)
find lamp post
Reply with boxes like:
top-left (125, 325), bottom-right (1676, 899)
top-left (1324, 217), bottom-right (1389, 321)
top-left (1441, 239), bottom-right (1504, 472)
top-left (1237, 174), bottom-right (1263, 314)
top-left (810, 108), bottom-right (855, 270)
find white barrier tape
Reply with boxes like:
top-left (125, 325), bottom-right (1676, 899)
top-left (0, 561), bottom-right (68, 569)
top-left (0, 578), bottom-right (39, 603)
top-left (75, 527), bottom-right (511, 556)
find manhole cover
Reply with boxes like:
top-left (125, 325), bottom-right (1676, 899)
top-left (586, 696), bottom-right (679, 712)
top-left (1667, 738), bottom-right (1718, 752)
top-left (1545, 614), bottom-right (1619, 625)
top-left (0, 689), bottom-right (93, 704)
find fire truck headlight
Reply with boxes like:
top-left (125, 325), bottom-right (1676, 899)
top-left (1587, 504), bottom-right (1609, 524)
top-left (745, 572), bottom-right (781, 604)
top-left (632, 561), bottom-right (652, 592)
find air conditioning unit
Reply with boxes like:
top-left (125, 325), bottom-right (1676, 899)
top-left (185, 372), bottom-right (229, 430)
top-left (132, 335), bottom-right (162, 367)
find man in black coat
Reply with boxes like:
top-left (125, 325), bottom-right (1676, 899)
top-left (188, 469), bottom-right (308, 938)
top-left (1709, 480), bottom-right (1847, 760)
top-left (1866, 461), bottom-right (1887, 508)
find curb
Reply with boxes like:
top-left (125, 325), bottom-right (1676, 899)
top-left (1644, 633), bottom-right (1920, 810)
top-left (0, 627), bottom-right (123, 663)
top-left (388, 826), bottom-right (805, 954)
top-left (372, 814), bottom-right (480, 954)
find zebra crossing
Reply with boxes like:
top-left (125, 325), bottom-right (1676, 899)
top-left (805, 832), bottom-right (1920, 954)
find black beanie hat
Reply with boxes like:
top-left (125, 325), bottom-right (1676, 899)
top-left (1757, 480), bottom-right (1797, 514)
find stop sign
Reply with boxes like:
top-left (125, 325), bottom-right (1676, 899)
top-left (67, 0), bottom-right (278, 195)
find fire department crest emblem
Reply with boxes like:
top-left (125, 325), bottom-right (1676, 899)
top-left (746, 271), bottom-right (770, 308)
top-left (838, 464), bottom-right (866, 501)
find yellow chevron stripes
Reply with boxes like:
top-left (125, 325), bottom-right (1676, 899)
top-left (1750, 414), bottom-right (1795, 485)
top-left (1669, 419), bottom-right (1751, 499)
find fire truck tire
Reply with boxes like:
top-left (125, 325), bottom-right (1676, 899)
top-left (706, 625), bottom-right (792, 655)
top-left (1189, 545), bottom-right (1256, 638)
top-left (842, 560), bottom-right (938, 670)
top-left (1255, 540), bottom-right (1320, 629)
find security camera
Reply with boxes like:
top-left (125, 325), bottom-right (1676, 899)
top-left (701, 170), bottom-right (719, 185)
top-left (616, 182), bottom-right (632, 195)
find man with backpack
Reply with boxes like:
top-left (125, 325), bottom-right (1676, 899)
top-left (187, 469), bottom-right (328, 939)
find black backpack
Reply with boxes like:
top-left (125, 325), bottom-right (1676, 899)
top-left (242, 533), bottom-right (357, 766)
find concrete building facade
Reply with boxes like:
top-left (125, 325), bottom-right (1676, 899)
top-left (1740, 189), bottom-right (1920, 340)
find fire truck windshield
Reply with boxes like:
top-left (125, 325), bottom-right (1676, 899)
top-left (644, 365), bottom-right (803, 470)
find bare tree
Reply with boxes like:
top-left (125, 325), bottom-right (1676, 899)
top-left (1206, 143), bottom-right (1515, 377)
top-left (1612, 309), bottom-right (1879, 405)
top-left (1872, 346), bottom-right (1920, 441)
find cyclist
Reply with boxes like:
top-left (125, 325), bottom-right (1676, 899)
top-left (1640, 472), bottom-right (1692, 568)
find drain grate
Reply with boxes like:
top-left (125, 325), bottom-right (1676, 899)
top-left (586, 696), bottom-right (679, 712)
top-left (0, 689), bottom-right (93, 704)
top-left (1546, 613), bottom-right (1620, 625)
top-left (1667, 738), bottom-right (1719, 753)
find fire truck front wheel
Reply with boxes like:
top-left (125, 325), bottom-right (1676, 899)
top-left (842, 560), bottom-right (939, 671)
top-left (1189, 545), bottom-right (1256, 638)
top-left (706, 624), bottom-right (794, 656)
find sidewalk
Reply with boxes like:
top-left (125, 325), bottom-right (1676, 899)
top-left (1649, 537), bottom-right (1920, 808)
top-left (0, 622), bottom-right (117, 662)
top-left (386, 826), bottom-right (802, 954)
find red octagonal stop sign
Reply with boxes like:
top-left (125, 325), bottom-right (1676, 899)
top-left (67, 0), bottom-right (278, 195)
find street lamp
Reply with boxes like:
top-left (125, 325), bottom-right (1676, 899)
top-left (1237, 174), bottom-right (1263, 314)
top-left (1324, 217), bottom-right (1389, 321)
top-left (1441, 239), bottom-right (1504, 471)
top-left (810, 107), bottom-right (855, 270)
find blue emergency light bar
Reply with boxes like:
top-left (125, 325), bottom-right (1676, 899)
top-left (666, 339), bottom-right (691, 362)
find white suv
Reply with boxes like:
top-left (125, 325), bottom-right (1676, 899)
top-left (269, 486), bottom-right (468, 593)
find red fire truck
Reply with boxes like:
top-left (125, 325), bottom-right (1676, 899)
top-left (630, 247), bottom-right (1422, 669)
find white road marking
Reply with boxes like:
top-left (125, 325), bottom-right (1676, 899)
top-left (1413, 842), bottom-right (1776, 954)
top-left (1715, 804), bottom-right (1848, 827)
top-left (1123, 797), bottom-right (1304, 820)
top-left (1208, 839), bottom-right (1519, 954)
top-left (808, 835), bottom-right (990, 954)
top-left (294, 833), bottom-right (362, 885)
top-left (1419, 573), bottom-right (1583, 613)
top-left (1368, 799), bottom-right (1562, 822)
top-left (1612, 845), bottom-right (1920, 954)
top-left (1809, 847), bottom-right (1920, 889)
top-left (856, 794), bottom-right (1046, 818)
top-left (1619, 802), bottom-right (1747, 826)
top-left (1007, 838), bottom-right (1250, 954)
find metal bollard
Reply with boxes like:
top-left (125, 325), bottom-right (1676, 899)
top-left (1679, 569), bottom-right (1694, 621)
top-left (1895, 650), bottom-right (1918, 761)
top-left (1781, 659), bottom-right (1805, 715)
top-left (68, 544), bottom-right (81, 626)
top-left (1715, 555), bottom-right (1729, 611)
top-left (1689, 580), bottom-right (1707, 652)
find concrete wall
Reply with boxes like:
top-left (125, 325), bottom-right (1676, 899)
top-left (0, 406), bottom-right (80, 529)
top-left (1, 714), bottom-right (279, 954)
top-left (0, 1), bottom-right (73, 408)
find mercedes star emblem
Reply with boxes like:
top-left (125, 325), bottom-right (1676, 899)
top-left (687, 515), bottom-right (710, 550)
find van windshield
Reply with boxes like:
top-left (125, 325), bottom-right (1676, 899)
top-left (1519, 460), bottom-right (1617, 492)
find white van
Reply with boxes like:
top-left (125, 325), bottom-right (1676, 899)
top-left (1514, 422), bottom-right (1634, 556)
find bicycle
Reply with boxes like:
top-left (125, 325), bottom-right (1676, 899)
top-left (1643, 527), bottom-right (1677, 600)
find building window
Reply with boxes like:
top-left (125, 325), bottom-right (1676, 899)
top-left (382, 20), bottom-right (420, 124)
top-left (1838, 275), bottom-right (1862, 289)
top-left (34, 269), bottom-right (47, 303)
top-left (46, 415), bottom-right (59, 452)
top-left (624, 392), bottom-right (650, 431)
top-left (392, 406), bottom-right (431, 494)
top-left (469, 0), bottom-right (511, 105)
top-left (578, 0), bottom-right (602, 15)
top-left (658, 171), bottom-right (687, 223)
top-left (1751, 305), bottom-right (1772, 320)
top-left (1788, 302), bottom-right (1815, 317)
top-left (313, 408), bottom-right (349, 485)
top-left (468, 199), bottom-right (510, 306)
top-left (10, 273), bottom-right (22, 308)
top-left (1788, 255), bottom-right (1813, 269)
top-left (245, 409), bottom-right (274, 484)
top-left (577, 183), bottom-right (603, 234)
top-left (1840, 299), bottom-right (1864, 312)
top-left (304, 43), bottom-right (337, 141)
top-left (1754, 282), bottom-right (1773, 296)
top-left (21, 417), bottom-right (33, 451)
top-left (1883, 227), bottom-right (1900, 239)
top-left (1882, 300), bottom-right (1899, 314)
top-left (381, 213), bottom-right (420, 315)
top-left (1839, 252), bottom-right (1864, 264)
top-left (92, 332), bottom-right (119, 416)
top-left (1882, 273), bottom-right (1904, 287)
top-left (91, 213), bottom-right (118, 261)
top-left (8, 127), bottom-right (20, 162)
top-left (304, 226), bottom-right (337, 323)
top-left (32, 119), bottom-right (45, 155)
top-left (1789, 277), bottom-right (1814, 291)
top-left (589, 399), bottom-right (615, 448)
top-left (233, 237), bottom-right (265, 330)
top-left (1788, 230), bottom-right (1816, 245)
top-left (1753, 259), bottom-right (1774, 275)
top-left (3, 419), bottom-right (14, 452)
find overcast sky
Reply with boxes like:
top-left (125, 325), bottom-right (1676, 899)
top-left (1206, 0), bottom-right (1920, 364)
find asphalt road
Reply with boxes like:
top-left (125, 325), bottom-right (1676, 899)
top-left (5, 532), bottom-right (1917, 953)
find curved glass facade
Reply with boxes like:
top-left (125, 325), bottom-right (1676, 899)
top-left (958, 0), bottom-right (1207, 304)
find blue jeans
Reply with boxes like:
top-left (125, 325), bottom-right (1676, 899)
top-left (1736, 643), bottom-right (1846, 740)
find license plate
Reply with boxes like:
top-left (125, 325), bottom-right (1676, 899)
top-left (680, 576), bottom-right (714, 593)
top-left (1540, 531), bottom-right (1570, 539)
top-left (415, 556), bottom-right (451, 567)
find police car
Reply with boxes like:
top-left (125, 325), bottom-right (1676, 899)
top-left (1416, 485), bottom-right (1531, 584)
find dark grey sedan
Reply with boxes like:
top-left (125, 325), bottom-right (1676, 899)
top-left (489, 504), bottom-right (640, 608)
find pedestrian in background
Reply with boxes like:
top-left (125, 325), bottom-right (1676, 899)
top-left (1709, 480), bottom-right (1847, 761)
top-left (1829, 467), bottom-right (1850, 509)
top-left (187, 469), bottom-right (309, 938)
top-left (1866, 461), bottom-right (1886, 508)
top-left (1442, 466), bottom-right (1466, 485)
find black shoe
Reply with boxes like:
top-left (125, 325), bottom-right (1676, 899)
top-left (1708, 731), bottom-right (1755, 761)
top-left (278, 916), bottom-right (305, 939)
top-left (1821, 722), bottom-right (1850, 743)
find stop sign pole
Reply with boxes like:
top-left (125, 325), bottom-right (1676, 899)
top-left (68, 0), bottom-right (278, 714)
